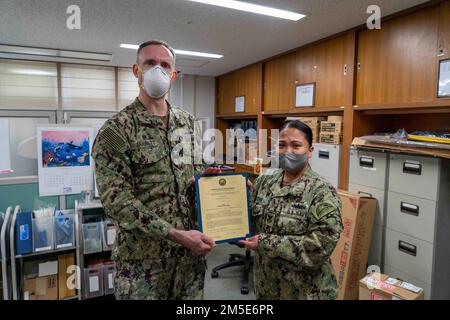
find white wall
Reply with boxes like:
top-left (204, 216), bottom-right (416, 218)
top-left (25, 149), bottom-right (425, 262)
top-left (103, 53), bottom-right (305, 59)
top-left (169, 74), bottom-right (215, 131)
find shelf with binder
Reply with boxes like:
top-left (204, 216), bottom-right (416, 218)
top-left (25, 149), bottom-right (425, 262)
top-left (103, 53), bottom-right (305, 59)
top-left (12, 209), bottom-right (76, 258)
top-left (1, 206), bottom-right (13, 300)
top-left (216, 117), bottom-right (258, 173)
top-left (14, 246), bottom-right (76, 259)
top-left (8, 206), bottom-right (79, 300)
top-left (75, 200), bottom-right (116, 300)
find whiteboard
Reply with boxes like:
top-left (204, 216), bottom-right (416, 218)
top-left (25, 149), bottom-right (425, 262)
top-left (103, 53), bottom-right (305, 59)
top-left (0, 119), bottom-right (12, 173)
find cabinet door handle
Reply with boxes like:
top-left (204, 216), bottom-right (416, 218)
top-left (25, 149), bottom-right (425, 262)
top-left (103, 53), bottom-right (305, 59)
top-left (318, 150), bottom-right (330, 160)
top-left (400, 202), bottom-right (419, 216)
top-left (358, 191), bottom-right (373, 198)
top-left (398, 241), bottom-right (417, 257)
top-left (359, 156), bottom-right (374, 168)
top-left (403, 161), bottom-right (422, 175)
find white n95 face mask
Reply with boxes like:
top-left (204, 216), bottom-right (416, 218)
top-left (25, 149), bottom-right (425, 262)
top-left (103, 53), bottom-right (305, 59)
top-left (140, 65), bottom-right (173, 99)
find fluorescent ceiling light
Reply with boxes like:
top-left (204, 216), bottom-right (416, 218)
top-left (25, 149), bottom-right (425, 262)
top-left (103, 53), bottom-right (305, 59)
top-left (120, 44), bottom-right (139, 50)
top-left (0, 44), bottom-right (113, 62)
top-left (173, 49), bottom-right (223, 59)
top-left (186, 0), bottom-right (305, 21)
top-left (120, 43), bottom-right (223, 59)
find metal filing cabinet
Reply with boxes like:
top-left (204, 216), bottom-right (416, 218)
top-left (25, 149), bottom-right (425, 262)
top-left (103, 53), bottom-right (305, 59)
top-left (384, 154), bottom-right (450, 300)
top-left (386, 192), bottom-right (436, 244)
top-left (349, 148), bottom-right (389, 269)
top-left (388, 154), bottom-right (439, 201)
top-left (310, 143), bottom-right (340, 188)
top-left (349, 149), bottom-right (388, 189)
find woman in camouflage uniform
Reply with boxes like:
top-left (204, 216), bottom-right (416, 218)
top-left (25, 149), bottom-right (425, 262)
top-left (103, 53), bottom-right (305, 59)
top-left (240, 121), bottom-right (343, 300)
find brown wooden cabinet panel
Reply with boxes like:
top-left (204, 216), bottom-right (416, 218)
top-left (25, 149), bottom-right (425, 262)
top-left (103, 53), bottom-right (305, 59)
top-left (263, 52), bottom-right (297, 112)
top-left (296, 45), bottom-right (316, 86)
top-left (356, 6), bottom-right (439, 106)
top-left (437, 1), bottom-right (450, 104)
top-left (312, 36), bottom-right (346, 108)
top-left (438, 1), bottom-right (450, 60)
top-left (217, 64), bottom-right (261, 115)
top-left (294, 35), bottom-right (347, 110)
top-left (217, 73), bottom-right (235, 115)
top-left (234, 64), bottom-right (261, 114)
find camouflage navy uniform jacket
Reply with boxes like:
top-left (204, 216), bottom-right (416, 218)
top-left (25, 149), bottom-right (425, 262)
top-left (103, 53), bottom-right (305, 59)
top-left (92, 98), bottom-right (204, 262)
top-left (250, 166), bottom-right (343, 300)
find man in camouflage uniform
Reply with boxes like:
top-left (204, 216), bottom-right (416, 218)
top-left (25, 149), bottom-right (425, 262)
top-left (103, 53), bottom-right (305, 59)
top-left (92, 40), bottom-right (216, 300)
top-left (241, 166), bottom-right (343, 299)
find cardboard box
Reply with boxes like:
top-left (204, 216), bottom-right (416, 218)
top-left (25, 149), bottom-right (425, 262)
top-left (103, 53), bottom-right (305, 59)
top-left (58, 253), bottom-right (76, 299)
top-left (38, 260), bottom-right (58, 277)
top-left (352, 137), bottom-right (450, 159)
top-left (320, 132), bottom-right (342, 144)
top-left (359, 273), bottom-right (424, 300)
top-left (321, 121), bottom-right (343, 133)
top-left (23, 260), bottom-right (39, 280)
top-left (24, 275), bottom-right (58, 300)
top-left (286, 116), bottom-right (326, 127)
top-left (327, 116), bottom-right (343, 122)
top-left (331, 190), bottom-right (377, 300)
top-left (309, 124), bottom-right (320, 144)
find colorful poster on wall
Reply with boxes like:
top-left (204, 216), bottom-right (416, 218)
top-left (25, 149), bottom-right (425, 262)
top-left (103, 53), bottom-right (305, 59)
top-left (37, 126), bottom-right (94, 196)
top-left (0, 119), bottom-right (12, 173)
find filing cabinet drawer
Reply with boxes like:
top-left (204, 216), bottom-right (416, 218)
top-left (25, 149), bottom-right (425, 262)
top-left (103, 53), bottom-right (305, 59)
top-left (386, 191), bottom-right (436, 243)
top-left (389, 154), bottom-right (439, 201)
top-left (384, 228), bottom-right (433, 285)
top-left (349, 149), bottom-right (388, 189)
top-left (348, 183), bottom-right (385, 227)
top-left (310, 143), bottom-right (340, 182)
top-left (383, 264), bottom-right (431, 300)
top-left (367, 224), bottom-right (383, 270)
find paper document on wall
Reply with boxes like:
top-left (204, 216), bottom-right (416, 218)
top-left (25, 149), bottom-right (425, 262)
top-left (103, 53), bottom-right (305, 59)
top-left (235, 96), bottom-right (245, 113)
top-left (0, 119), bottom-right (12, 173)
top-left (295, 84), bottom-right (315, 107)
top-left (438, 59), bottom-right (450, 97)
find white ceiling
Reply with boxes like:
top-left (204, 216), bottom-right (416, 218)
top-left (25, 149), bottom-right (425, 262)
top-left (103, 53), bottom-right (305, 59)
top-left (0, 0), bottom-right (429, 76)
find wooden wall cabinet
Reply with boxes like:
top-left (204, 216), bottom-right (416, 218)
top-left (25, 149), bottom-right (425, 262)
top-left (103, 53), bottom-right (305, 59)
top-left (356, 6), bottom-right (439, 106)
top-left (297, 35), bottom-right (347, 109)
top-left (438, 1), bottom-right (450, 61)
top-left (217, 64), bottom-right (261, 115)
top-left (217, 72), bottom-right (235, 115)
top-left (263, 34), bottom-right (348, 113)
top-left (263, 52), bottom-right (297, 112)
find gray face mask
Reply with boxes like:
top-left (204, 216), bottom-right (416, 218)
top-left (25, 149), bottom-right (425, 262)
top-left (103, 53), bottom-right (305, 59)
top-left (279, 152), bottom-right (308, 173)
